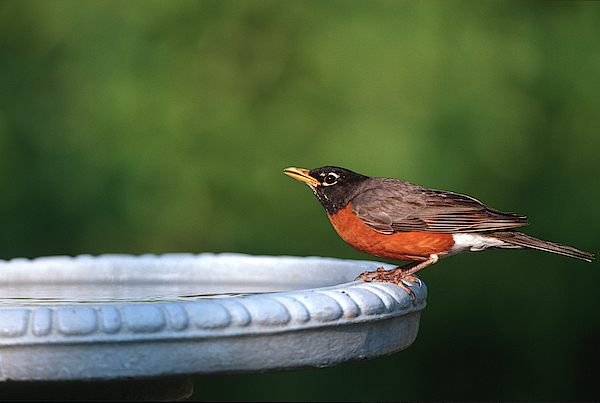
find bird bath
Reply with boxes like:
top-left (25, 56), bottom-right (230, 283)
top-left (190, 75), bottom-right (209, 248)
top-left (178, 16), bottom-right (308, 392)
top-left (0, 253), bottom-right (426, 400)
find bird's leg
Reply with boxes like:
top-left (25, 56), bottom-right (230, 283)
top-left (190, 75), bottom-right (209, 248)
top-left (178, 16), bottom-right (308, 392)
top-left (356, 254), bottom-right (439, 297)
top-left (396, 254), bottom-right (439, 278)
top-left (357, 260), bottom-right (421, 282)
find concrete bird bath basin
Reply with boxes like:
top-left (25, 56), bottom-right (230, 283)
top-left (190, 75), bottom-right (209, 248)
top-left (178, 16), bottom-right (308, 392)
top-left (0, 253), bottom-right (426, 400)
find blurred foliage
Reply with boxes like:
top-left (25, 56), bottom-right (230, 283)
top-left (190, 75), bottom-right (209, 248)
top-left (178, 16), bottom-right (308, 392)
top-left (1, 0), bottom-right (599, 401)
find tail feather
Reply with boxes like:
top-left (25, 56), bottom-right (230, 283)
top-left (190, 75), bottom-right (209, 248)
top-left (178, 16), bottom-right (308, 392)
top-left (489, 231), bottom-right (595, 263)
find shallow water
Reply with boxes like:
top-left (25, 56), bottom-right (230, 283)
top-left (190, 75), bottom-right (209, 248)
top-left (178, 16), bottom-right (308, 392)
top-left (0, 283), bottom-right (292, 306)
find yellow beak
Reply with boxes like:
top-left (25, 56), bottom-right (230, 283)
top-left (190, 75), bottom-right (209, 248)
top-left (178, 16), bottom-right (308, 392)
top-left (283, 167), bottom-right (320, 187)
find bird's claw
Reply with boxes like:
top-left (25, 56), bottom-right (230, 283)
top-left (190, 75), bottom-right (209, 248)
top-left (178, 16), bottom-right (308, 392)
top-left (356, 267), bottom-right (420, 300)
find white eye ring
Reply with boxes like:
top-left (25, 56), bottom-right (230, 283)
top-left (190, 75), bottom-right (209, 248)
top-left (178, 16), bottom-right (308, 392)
top-left (322, 172), bottom-right (340, 186)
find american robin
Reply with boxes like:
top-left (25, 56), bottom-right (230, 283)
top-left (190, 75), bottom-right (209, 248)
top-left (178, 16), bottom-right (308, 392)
top-left (284, 166), bottom-right (594, 296)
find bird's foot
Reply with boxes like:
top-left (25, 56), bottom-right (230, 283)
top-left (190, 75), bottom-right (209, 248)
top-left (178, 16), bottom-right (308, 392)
top-left (354, 266), bottom-right (390, 280)
top-left (356, 266), bottom-right (421, 300)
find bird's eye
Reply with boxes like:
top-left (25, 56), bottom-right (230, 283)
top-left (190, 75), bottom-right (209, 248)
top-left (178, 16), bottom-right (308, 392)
top-left (322, 173), bottom-right (340, 186)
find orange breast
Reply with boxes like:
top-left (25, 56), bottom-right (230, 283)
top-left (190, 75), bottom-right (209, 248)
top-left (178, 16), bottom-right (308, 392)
top-left (327, 203), bottom-right (455, 261)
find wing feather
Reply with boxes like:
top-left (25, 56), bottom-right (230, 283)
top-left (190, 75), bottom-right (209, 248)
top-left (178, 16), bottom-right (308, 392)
top-left (350, 180), bottom-right (528, 234)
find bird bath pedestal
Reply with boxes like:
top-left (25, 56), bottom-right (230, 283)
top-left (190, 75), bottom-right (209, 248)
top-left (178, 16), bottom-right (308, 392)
top-left (0, 253), bottom-right (426, 400)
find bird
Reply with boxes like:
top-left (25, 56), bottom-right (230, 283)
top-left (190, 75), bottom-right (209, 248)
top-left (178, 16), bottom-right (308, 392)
top-left (284, 166), bottom-right (594, 297)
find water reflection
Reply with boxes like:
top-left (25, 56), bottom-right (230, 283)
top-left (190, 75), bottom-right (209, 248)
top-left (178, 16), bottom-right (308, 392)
top-left (0, 282), bottom-right (306, 306)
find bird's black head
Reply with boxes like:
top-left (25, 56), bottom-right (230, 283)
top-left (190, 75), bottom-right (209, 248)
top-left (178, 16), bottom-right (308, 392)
top-left (284, 166), bottom-right (369, 215)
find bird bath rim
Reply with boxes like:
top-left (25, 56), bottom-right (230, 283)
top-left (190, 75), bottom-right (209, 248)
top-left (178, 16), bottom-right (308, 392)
top-left (0, 253), bottom-right (426, 382)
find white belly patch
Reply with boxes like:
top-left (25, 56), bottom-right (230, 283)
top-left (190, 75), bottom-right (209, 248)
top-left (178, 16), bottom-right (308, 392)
top-left (451, 233), bottom-right (508, 253)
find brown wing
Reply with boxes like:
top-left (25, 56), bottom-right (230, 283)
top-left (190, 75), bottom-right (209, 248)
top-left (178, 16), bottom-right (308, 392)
top-left (350, 179), bottom-right (528, 234)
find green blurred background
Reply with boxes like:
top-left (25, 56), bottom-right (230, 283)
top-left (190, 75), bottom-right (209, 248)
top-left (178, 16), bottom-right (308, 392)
top-left (1, 0), bottom-right (599, 400)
